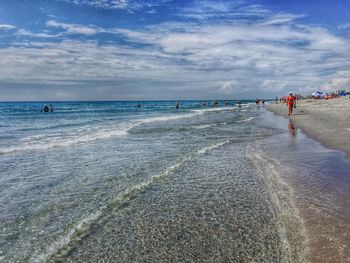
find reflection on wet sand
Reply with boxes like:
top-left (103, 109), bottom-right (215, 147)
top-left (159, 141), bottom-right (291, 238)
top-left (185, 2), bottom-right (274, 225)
top-left (288, 121), bottom-right (297, 137)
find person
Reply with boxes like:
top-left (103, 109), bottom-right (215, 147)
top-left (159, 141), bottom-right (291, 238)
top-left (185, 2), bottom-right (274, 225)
top-left (237, 101), bottom-right (241, 107)
top-left (262, 100), bottom-right (265, 104)
top-left (48, 104), bottom-right (54, 112)
top-left (42, 104), bottom-right (49, 112)
top-left (286, 92), bottom-right (296, 116)
top-left (255, 98), bottom-right (260, 104)
top-left (275, 96), bottom-right (278, 103)
top-left (136, 102), bottom-right (141, 108)
top-left (214, 100), bottom-right (219, 107)
top-left (175, 100), bottom-right (180, 109)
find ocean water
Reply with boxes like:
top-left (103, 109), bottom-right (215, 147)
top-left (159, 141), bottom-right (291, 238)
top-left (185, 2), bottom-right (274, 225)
top-left (0, 101), bottom-right (349, 262)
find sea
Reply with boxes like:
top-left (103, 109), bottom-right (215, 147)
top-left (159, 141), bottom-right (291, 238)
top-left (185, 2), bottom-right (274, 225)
top-left (0, 101), bottom-right (349, 262)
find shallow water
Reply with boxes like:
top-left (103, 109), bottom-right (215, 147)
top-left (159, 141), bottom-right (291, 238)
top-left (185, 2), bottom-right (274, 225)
top-left (0, 101), bottom-right (348, 262)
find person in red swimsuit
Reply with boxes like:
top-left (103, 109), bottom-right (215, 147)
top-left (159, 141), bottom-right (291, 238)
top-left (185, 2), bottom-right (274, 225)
top-left (286, 92), bottom-right (296, 116)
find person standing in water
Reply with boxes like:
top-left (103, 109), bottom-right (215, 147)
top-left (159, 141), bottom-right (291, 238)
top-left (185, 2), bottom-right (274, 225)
top-left (175, 100), bottom-right (180, 109)
top-left (286, 92), bottom-right (296, 116)
top-left (42, 104), bottom-right (49, 112)
top-left (214, 100), bottom-right (219, 107)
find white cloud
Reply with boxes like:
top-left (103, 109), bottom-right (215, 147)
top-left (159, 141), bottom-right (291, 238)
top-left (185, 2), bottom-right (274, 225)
top-left (46, 20), bottom-right (100, 35)
top-left (1, 1), bottom-right (350, 99)
top-left (259, 14), bottom-right (304, 26)
top-left (320, 70), bottom-right (350, 91)
top-left (17, 29), bottom-right (60, 38)
top-left (58, 0), bottom-right (129, 10)
top-left (0, 24), bottom-right (16, 30)
top-left (219, 81), bottom-right (239, 94)
top-left (56, 0), bottom-right (173, 11)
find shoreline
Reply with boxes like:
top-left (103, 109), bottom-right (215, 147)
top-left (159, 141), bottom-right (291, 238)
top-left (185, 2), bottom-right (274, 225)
top-left (266, 99), bottom-right (350, 262)
top-left (267, 97), bottom-right (350, 160)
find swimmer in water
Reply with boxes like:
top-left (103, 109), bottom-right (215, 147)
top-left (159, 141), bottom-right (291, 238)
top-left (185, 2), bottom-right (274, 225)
top-left (42, 104), bottom-right (49, 112)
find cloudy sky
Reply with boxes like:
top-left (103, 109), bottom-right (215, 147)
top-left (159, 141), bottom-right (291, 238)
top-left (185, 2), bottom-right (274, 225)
top-left (0, 0), bottom-right (350, 101)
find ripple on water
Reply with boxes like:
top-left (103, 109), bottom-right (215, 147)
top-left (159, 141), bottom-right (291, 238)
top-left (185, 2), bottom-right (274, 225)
top-left (54, 142), bottom-right (300, 262)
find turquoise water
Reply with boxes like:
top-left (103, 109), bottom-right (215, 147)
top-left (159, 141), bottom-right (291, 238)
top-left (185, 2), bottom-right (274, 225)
top-left (0, 101), bottom-right (348, 262)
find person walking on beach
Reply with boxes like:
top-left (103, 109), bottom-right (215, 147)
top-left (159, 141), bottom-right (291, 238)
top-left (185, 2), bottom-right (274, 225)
top-left (286, 92), bottom-right (296, 116)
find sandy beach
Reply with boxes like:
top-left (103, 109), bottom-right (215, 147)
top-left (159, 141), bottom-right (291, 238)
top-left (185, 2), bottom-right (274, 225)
top-left (268, 97), bottom-right (350, 159)
top-left (268, 97), bottom-right (350, 262)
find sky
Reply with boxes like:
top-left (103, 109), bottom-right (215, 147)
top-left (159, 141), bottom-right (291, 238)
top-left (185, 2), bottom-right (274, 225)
top-left (0, 0), bottom-right (350, 101)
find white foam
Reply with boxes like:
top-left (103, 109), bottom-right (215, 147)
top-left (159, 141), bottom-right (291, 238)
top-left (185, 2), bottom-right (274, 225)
top-left (197, 140), bottom-right (229, 155)
top-left (0, 122), bottom-right (134, 155)
top-left (239, 116), bottom-right (256, 123)
top-left (0, 112), bottom-right (202, 155)
top-left (192, 106), bottom-right (237, 113)
top-left (30, 210), bottom-right (104, 263)
top-left (193, 124), bottom-right (213, 129)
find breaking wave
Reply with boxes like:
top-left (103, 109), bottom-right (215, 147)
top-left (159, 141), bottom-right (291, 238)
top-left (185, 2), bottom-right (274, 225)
top-left (0, 112), bottom-right (202, 155)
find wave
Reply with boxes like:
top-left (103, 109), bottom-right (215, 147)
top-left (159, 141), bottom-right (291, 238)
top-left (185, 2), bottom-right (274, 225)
top-left (0, 112), bottom-right (204, 156)
top-left (32, 140), bottom-right (230, 262)
top-left (193, 124), bottom-right (214, 129)
top-left (139, 112), bottom-right (200, 123)
top-left (10, 119), bottom-right (105, 133)
top-left (237, 116), bottom-right (256, 123)
top-left (191, 106), bottom-right (237, 113)
top-left (0, 123), bottom-right (134, 155)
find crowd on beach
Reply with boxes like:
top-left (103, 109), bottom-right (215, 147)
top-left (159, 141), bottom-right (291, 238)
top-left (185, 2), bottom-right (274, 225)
top-left (276, 89), bottom-right (349, 103)
top-left (274, 89), bottom-right (350, 116)
top-left (309, 90), bottom-right (350, 100)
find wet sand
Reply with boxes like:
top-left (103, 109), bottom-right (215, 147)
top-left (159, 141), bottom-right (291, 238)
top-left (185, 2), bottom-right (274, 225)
top-left (267, 97), bottom-right (350, 159)
top-left (266, 100), bottom-right (350, 262)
